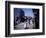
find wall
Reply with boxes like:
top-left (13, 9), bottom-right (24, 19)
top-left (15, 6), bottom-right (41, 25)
top-left (0, 0), bottom-right (46, 38)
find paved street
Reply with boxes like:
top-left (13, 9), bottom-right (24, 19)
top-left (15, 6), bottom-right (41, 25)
top-left (15, 20), bottom-right (34, 29)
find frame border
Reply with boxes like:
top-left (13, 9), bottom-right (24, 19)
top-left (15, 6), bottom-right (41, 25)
top-left (5, 1), bottom-right (45, 37)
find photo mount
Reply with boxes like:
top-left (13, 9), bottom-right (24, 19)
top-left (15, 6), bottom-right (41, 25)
top-left (5, 1), bottom-right (45, 37)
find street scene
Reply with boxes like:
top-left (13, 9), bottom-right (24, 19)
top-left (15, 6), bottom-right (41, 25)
top-left (14, 8), bottom-right (39, 30)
